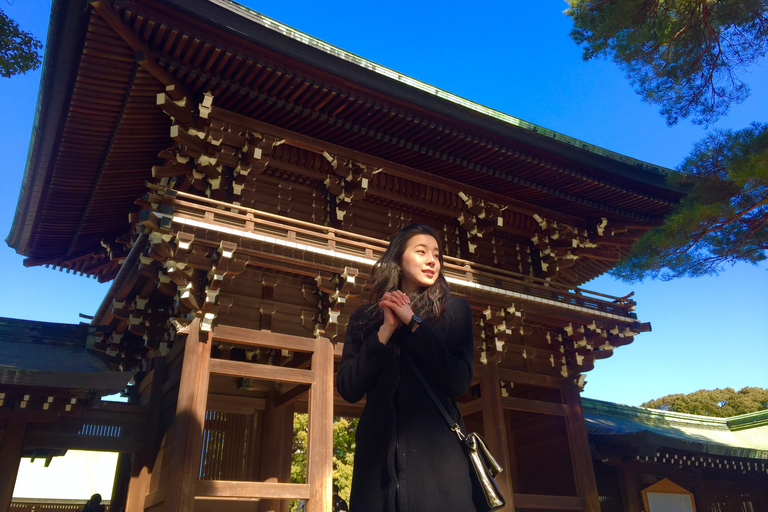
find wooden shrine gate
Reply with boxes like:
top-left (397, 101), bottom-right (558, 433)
top-left (7, 1), bottom-right (683, 511)
top-left (102, 184), bottom-right (648, 512)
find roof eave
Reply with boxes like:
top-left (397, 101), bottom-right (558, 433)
top-left (5, 0), bottom-right (91, 257)
top-left (159, 0), bottom-right (680, 192)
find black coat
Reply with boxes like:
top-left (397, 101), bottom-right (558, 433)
top-left (336, 296), bottom-right (481, 512)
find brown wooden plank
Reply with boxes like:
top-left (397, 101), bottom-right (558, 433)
top-left (512, 493), bottom-right (585, 510)
top-left (501, 396), bottom-right (568, 416)
top-left (208, 358), bottom-right (314, 385)
top-left (458, 398), bottom-right (483, 417)
top-left (563, 385), bottom-right (601, 512)
top-left (480, 364), bottom-right (515, 510)
top-left (206, 393), bottom-right (267, 414)
top-left (162, 319), bottom-right (208, 512)
top-left (496, 368), bottom-right (568, 389)
top-left (212, 324), bottom-right (317, 352)
top-left (274, 384), bottom-right (311, 409)
top-left (195, 480), bottom-right (309, 499)
top-left (0, 418), bottom-right (26, 512)
top-left (307, 338), bottom-right (334, 512)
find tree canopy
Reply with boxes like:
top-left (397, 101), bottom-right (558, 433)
top-left (642, 387), bottom-right (768, 417)
top-left (291, 413), bottom-right (357, 510)
top-left (567, 1), bottom-right (768, 280)
top-left (611, 122), bottom-right (768, 281)
top-left (0, 8), bottom-right (42, 78)
top-left (566, 0), bottom-right (768, 126)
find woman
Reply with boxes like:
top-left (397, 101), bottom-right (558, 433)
top-left (336, 223), bottom-right (480, 512)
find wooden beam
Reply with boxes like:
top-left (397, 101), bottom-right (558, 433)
top-left (21, 433), bottom-right (141, 453)
top-left (306, 338), bottom-right (334, 512)
top-left (563, 385), bottom-right (601, 512)
top-left (274, 384), bottom-right (310, 409)
top-left (196, 480), bottom-right (309, 499)
top-left (496, 367), bottom-right (568, 389)
top-left (89, 0), bottom-right (188, 100)
top-left (208, 107), bottom-right (586, 227)
top-left (480, 364), bottom-right (515, 510)
top-left (256, 392), bottom-right (294, 512)
top-left (212, 325), bottom-right (318, 352)
top-left (501, 396), bottom-right (568, 416)
top-left (163, 319), bottom-right (210, 512)
top-left (512, 493), bottom-right (585, 510)
top-left (458, 398), bottom-right (483, 417)
top-left (206, 393), bottom-right (266, 414)
top-left (208, 358), bottom-right (314, 385)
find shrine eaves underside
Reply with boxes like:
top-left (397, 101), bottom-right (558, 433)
top-left (5, 0), bottom-right (682, 379)
top-left (8, 0), bottom-right (683, 283)
top-left (2, 2), bottom-right (699, 511)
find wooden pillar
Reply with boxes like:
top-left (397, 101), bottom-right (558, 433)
top-left (125, 359), bottom-right (165, 512)
top-left (618, 463), bottom-right (641, 512)
top-left (479, 364), bottom-right (515, 511)
top-left (306, 337), bottom-right (333, 512)
top-left (111, 452), bottom-right (133, 512)
top-left (0, 418), bottom-right (26, 512)
top-left (164, 319), bottom-right (211, 512)
top-left (563, 384), bottom-right (600, 512)
top-left (257, 393), bottom-right (295, 512)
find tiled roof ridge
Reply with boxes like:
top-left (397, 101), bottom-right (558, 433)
top-left (583, 396), bottom-right (768, 431)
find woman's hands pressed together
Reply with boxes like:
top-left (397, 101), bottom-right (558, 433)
top-left (377, 290), bottom-right (416, 344)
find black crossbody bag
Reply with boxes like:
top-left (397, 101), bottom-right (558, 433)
top-left (403, 353), bottom-right (506, 510)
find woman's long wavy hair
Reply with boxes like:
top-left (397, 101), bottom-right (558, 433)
top-left (365, 223), bottom-right (450, 323)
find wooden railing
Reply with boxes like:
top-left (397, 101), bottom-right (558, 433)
top-left (146, 185), bottom-right (637, 319)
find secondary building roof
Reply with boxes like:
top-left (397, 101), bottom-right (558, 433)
top-left (584, 397), bottom-right (768, 461)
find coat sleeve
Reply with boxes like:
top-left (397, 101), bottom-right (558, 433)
top-left (336, 307), bottom-right (393, 403)
top-left (402, 296), bottom-right (474, 398)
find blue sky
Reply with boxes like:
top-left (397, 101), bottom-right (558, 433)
top-left (1, 0), bottom-right (767, 406)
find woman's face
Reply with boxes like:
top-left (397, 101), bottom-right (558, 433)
top-left (399, 234), bottom-right (441, 294)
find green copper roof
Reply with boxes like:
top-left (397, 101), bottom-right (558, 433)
top-left (584, 397), bottom-right (768, 460)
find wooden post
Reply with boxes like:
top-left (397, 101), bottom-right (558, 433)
top-left (563, 384), bottom-right (601, 512)
top-left (0, 418), bottom-right (26, 512)
top-left (257, 394), bottom-right (295, 512)
top-left (618, 463), bottom-right (641, 512)
top-left (163, 318), bottom-right (211, 512)
top-left (479, 364), bottom-right (515, 511)
top-left (111, 452), bottom-right (133, 512)
top-left (306, 337), bottom-right (333, 512)
top-left (125, 358), bottom-right (166, 512)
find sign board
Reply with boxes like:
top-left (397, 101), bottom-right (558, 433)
top-left (641, 478), bottom-right (696, 512)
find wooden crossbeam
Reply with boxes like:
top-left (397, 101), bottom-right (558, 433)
top-left (501, 396), bottom-right (568, 416)
top-left (208, 358), bottom-right (314, 385)
top-left (212, 325), bottom-right (319, 352)
top-left (513, 493), bottom-right (585, 510)
top-left (89, 0), bottom-right (189, 100)
top-left (195, 480), bottom-right (309, 499)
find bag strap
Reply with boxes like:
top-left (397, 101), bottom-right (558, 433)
top-left (402, 352), bottom-right (466, 441)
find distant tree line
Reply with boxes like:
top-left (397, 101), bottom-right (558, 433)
top-left (642, 387), bottom-right (768, 417)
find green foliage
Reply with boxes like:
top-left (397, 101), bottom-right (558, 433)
top-left (566, 0), bottom-right (768, 125)
top-left (642, 387), bottom-right (768, 417)
top-left (612, 123), bottom-right (768, 281)
top-left (0, 8), bottom-right (42, 78)
top-left (290, 413), bottom-right (357, 509)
